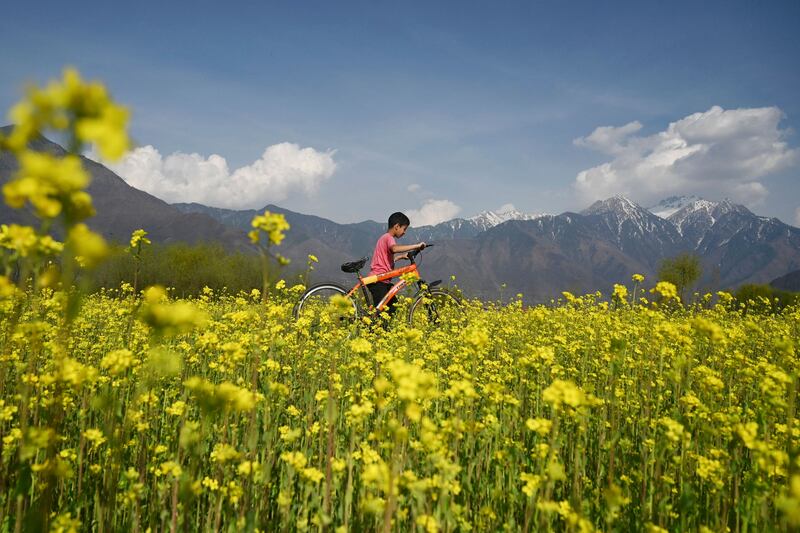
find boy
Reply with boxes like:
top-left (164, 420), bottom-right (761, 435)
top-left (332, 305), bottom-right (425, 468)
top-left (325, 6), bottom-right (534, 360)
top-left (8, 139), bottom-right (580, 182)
top-left (368, 212), bottom-right (426, 321)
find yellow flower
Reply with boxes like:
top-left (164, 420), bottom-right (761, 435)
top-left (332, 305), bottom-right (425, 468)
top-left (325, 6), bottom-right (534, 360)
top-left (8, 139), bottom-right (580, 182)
top-left (328, 294), bottom-right (355, 316)
top-left (660, 417), bottom-right (689, 445)
top-left (777, 475), bottom-right (800, 525)
top-left (520, 472), bottom-right (543, 497)
top-left (612, 283), bottom-right (628, 303)
top-left (0, 400), bottom-right (18, 422)
top-left (314, 390), bottom-right (329, 402)
top-left (651, 281), bottom-right (679, 302)
top-left (0, 276), bottom-right (19, 299)
top-left (4, 153), bottom-right (90, 219)
top-left (50, 512), bottom-right (82, 533)
top-left (386, 359), bottom-right (438, 403)
top-left (249, 211), bottom-right (290, 246)
top-left (68, 223), bottom-right (109, 268)
top-left (716, 291), bottom-right (734, 306)
top-left (525, 418), bottom-right (553, 436)
top-left (129, 229), bottom-right (151, 249)
top-left (216, 382), bottom-right (257, 412)
top-left (0, 224), bottom-right (63, 257)
top-left (694, 455), bottom-right (725, 491)
top-left (692, 317), bottom-right (724, 343)
top-left (226, 480), bottom-right (244, 504)
top-left (143, 285), bottom-right (168, 303)
top-left (11, 67), bottom-right (130, 159)
top-left (736, 422), bottom-right (759, 449)
top-left (416, 514), bottom-right (440, 533)
top-left (301, 467), bottom-right (324, 483)
top-left (280, 451), bottom-right (308, 470)
top-left (82, 428), bottom-right (106, 450)
top-left (279, 426), bottom-right (302, 443)
top-left (157, 461), bottom-right (182, 478)
top-left (347, 400), bottom-right (374, 424)
top-left (464, 326), bottom-right (489, 350)
top-left (75, 98), bottom-right (130, 161)
top-left (166, 400), bottom-right (186, 416)
top-left (101, 349), bottom-right (135, 375)
top-left (543, 379), bottom-right (593, 410)
top-left (140, 288), bottom-right (209, 336)
top-left (237, 460), bottom-right (260, 476)
top-left (210, 443), bottom-right (241, 464)
top-left (332, 458), bottom-right (346, 473)
top-left (349, 338), bottom-right (372, 354)
top-left (202, 477), bottom-right (220, 491)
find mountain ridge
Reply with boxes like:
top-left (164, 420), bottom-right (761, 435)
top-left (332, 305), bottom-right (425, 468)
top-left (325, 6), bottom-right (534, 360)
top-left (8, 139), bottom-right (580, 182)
top-left (3, 128), bottom-right (799, 301)
top-left (176, 194), bottom-right (800, 300)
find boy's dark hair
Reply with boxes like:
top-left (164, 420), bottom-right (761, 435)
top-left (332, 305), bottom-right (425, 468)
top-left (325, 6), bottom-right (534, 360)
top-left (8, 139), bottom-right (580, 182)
top-left (388, 212), bottom-right (410, 229)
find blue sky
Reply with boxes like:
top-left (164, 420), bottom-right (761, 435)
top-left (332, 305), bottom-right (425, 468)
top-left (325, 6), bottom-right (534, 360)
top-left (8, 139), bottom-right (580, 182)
top-left (2, 0), bottom-right (799, 225)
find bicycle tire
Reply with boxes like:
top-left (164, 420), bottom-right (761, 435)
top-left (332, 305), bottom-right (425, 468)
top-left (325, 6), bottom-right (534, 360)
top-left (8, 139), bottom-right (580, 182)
top-left (407, 288), bottom-right (462, 328)
top-left (294, 283), bottom-right (360, 330)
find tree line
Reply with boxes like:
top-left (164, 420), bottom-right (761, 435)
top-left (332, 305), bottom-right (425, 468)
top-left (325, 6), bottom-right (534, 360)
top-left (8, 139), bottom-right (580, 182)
top-left (658, 252), bottom-right (799, 311)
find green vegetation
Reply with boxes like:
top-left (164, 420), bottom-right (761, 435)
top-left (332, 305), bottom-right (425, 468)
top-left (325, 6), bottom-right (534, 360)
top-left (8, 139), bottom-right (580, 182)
top-left (658, 252), bottom-right (703, 302)
top-left (88, 242), bottom-right (268, 297)
top-left (733, 283), bottom-right (800, 313)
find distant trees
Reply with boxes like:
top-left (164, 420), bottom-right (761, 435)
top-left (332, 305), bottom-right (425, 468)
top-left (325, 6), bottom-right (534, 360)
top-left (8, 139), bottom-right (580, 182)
top-left (658, 253), bottom-right (702, 302)
top-left (733, 284), bottom-right (800, 313)
top-left (88, 242), bottom-right (285, 296)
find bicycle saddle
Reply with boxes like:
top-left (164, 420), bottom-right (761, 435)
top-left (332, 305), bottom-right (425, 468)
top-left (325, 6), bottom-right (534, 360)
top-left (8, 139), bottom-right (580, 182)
top-left (341, 257), bottom-right (368, 273)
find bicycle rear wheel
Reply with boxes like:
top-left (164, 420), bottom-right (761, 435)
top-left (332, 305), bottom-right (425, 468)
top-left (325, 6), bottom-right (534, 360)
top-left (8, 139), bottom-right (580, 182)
top-left (294, 283), bottom-right (359, 334)
top-left (407, 288), bottom-right (462, 329)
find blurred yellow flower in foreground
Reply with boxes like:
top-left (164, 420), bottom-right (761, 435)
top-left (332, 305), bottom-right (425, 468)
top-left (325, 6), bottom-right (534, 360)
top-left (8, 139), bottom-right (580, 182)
top-left (249, 211), bottom-right (290, 246)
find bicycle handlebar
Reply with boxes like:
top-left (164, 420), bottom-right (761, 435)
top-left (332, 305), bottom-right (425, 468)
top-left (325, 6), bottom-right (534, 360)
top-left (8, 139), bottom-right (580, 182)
top-left (406, 243), bottom-right (434, 263)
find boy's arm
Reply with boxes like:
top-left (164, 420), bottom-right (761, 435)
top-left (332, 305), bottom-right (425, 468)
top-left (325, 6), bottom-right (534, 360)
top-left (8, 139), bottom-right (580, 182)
top-left (391, 242), bottom-right (426, 254)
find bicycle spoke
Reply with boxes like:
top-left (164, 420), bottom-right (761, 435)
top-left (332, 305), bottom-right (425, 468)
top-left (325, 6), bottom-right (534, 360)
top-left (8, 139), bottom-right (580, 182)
top-left (408, 289), bottom-right (462, 329)
top-left (294, 285), bottom-right (359, 337)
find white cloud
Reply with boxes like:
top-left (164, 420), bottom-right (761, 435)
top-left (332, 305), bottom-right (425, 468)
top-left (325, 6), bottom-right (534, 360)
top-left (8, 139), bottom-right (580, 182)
top-left (573, 121), bottom-right (642, 155)
top-left (406, 199), bottom-right (461, 226)
top-left (407, 183), bottom-right (422, 193)
top-left (496, 203), bottom-right (516, 213)
top-left (94, 143), bottom-right (337, 209)
top-left (573, 106), bottom-right (798, 207)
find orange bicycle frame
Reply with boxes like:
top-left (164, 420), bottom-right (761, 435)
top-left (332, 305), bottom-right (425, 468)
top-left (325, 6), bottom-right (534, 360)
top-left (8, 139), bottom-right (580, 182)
top-left (345, 263), bottom-right (419, 312)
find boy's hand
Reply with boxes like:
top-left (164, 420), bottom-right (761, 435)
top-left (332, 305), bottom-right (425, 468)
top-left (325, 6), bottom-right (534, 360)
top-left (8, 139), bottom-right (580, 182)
top-left (418, 242), bottom-right (427, 250)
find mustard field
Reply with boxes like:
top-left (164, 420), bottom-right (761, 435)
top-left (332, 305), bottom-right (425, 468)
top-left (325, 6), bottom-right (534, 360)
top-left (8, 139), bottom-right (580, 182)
top-left (0, 285), bottom-right (799, 532)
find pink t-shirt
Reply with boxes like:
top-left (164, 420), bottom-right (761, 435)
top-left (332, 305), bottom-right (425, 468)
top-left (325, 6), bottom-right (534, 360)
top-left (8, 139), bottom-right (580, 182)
top-left (368, 233), bottom-right (396, 282)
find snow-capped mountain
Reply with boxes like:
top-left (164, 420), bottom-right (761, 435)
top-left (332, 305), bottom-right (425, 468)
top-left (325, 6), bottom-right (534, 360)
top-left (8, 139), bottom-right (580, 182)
top-left (173, 192), bottom-right (800, 298)
top-left (581, 195), bottom-right (685, 266)
top-left (667, 199), bottom-right (744, 243)
top-left (467, 206), bottom-right (546, 231)
top-left (648, 195), bottom-right (703, 218)
top-left (664, 198), bottom-right (800, 277)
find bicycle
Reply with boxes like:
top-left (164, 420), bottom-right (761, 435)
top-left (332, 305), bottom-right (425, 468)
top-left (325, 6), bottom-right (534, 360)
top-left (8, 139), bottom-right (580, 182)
top-left (293, 245), bottom-right (461, 330)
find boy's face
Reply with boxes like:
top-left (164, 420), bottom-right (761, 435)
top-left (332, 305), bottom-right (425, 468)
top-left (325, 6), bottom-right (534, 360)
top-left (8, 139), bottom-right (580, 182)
top-left (390, 223), bottom-right (408, 238)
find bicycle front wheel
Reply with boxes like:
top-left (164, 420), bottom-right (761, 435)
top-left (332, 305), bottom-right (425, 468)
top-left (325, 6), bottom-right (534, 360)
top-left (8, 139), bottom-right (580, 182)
top-left (294, 283), bottom-right (359, 333)
top-left (408, 288), bottom-right (462, 329)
